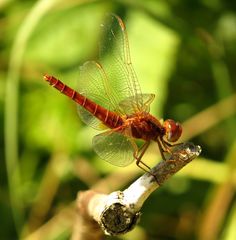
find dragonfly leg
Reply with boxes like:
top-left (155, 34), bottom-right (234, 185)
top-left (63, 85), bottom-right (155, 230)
top-left (157, 137), bottom-right (170, 161)
top-left (162, 139), bottom-right (182, 148)
top-left (135, 141), bottom-right (151, 171)
top-left (133, 141), bottom-right (159, 184)
top-left (157, 137), bottom-right (183, 161)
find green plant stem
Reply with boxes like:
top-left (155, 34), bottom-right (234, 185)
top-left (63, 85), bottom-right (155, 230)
top-left (4, 0), bottom-right (61, 235)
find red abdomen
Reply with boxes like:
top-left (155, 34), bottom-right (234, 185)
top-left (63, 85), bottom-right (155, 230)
top-left (44, 75), bottom-right (124, 129)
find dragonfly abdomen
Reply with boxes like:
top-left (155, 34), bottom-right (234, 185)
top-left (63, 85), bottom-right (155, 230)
top-left (44, 75), bottom-right (124, 129)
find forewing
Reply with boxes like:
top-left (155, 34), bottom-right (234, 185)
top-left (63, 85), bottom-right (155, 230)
top-left (92, 130), bottom-right (135, 167)
top-left (100, 14), bottom-right (144, 115)
top-left (77, 15), bottom-right (153, 129)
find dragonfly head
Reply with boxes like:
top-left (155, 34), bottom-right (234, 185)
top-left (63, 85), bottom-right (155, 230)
top-left (163, 119), bottom-right (182, 142)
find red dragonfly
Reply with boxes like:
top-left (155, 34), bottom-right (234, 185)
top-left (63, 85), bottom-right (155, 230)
top-left (44, 14), bottom-right (182, 173)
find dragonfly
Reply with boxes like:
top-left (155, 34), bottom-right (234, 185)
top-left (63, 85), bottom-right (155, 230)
top-left (44, 14), bottom-right (182, 174)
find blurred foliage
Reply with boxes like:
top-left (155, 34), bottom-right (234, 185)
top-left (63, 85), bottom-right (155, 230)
top-left (1, 0), bottom-right (236, 239)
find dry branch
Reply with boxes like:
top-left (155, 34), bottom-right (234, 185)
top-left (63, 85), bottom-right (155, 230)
top-left (73, 142), bottom-right (201, 239)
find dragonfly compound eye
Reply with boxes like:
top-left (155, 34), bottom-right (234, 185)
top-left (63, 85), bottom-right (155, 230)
top-left (164, 119), bottom-right (182, 142)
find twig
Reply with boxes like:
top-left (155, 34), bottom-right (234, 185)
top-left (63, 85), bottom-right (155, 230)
top-left (74, 142), bottom-right (201, 238)
top-left (181, 94), bottom-right (236, 141)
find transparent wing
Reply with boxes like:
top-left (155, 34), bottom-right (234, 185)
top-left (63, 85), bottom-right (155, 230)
top-left (77, 106), bottom-right (107, 130)
top-left (92, 130), bottom-right (136, 167)
top-left (77, 14), bottom-right (153, 130)
top-left (100, 14), bottom-right (146, 115)
top-left (118, 93), bottom-right (155, 115)
top-left (77, 61), bottom-right (118, 130)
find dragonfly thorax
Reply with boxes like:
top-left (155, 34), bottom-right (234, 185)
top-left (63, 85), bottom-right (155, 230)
top-left (127, 113), bottom-right (165, 141)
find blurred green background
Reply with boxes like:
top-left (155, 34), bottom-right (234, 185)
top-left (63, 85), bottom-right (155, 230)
top-left (1, 0), bottom-right (236, 239)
